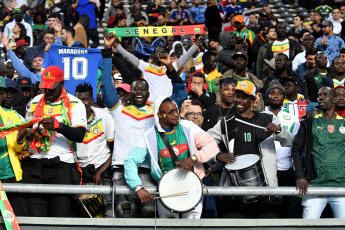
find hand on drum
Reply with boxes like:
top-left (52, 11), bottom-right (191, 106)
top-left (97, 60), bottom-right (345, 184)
top-left (137, 188), bottom-right (153, 203)
top-left (296, 178), bottom-right (311, 195)
top-left (176, 157), bottom-right (194, 172)
top-left (216, 152), bottom-right (236, 164)
top-left (265, 123), bottom-right (281, 134)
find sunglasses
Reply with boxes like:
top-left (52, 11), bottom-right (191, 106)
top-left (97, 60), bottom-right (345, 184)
top-left (220, 78), bottom-right (237, 87)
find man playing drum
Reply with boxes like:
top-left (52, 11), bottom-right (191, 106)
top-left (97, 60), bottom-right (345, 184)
top-left (207, 80), bottom-right (293, 218)
top-left (124, 95), bottom-right (219, 218)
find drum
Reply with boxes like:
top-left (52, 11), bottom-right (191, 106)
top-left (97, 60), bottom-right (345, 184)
top-left (158, 168), bottom-right (203, 213)
top-left (224, 154), bottom-right (266, 203)
top-left (79, 193), bottom-right (104, 218)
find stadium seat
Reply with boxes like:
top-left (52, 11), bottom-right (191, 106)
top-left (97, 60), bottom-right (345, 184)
top-left (284, 17), bottom-right (294, 24)
top-left (279, 11), bottom-right (293, 18)
top-left (276, 7), bottom-right (289, 14)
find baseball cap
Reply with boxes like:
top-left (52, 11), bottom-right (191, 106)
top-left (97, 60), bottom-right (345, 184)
top-left (17, 77), bottom-right (32, 88)
top-left (40, 66), bottom-right (64, 89)
top-left (116, 83), bottom-right (131, 92)
top-left (0, 76), bottom-right (6, 88)
top-left (320, 20), bottom-right (333, 27)
top-left (234, 15), bottom-right (244, 23)
top-left (234, 80), bottom-right (256, 97)
top-left (15, 39), bottom-right (29, 49)
top-left (302, 102), bottom-right (319, 119)
top-left (264, 58), bottom-right (276, 70)
top-left (232, 51), bottom-right (248, 61)
top-left (279, 76), bottom-right (298, 85)
top-left (5, 78), bottom-right (18, 91)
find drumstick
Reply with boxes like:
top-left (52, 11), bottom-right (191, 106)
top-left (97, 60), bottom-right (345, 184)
top-left (235, 118), bottom-right (266, 130)
top-left (153, 191), bottom-right (189, 200)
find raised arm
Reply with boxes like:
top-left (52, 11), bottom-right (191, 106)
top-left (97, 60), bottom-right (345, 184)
top-left (175, 34), bottom-right (206, 70)
top-left (1, 33), bottom-right (41, 84)
top-left (100, 33), bottom-right (120, 109)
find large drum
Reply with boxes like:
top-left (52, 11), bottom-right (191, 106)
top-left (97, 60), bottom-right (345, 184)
top-left (224, 154), bottom-right (266, 203)
top-left (158, 168), bottom-right (203, 213)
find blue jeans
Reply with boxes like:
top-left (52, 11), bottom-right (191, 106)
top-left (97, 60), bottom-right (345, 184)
top-left (302, 195), bottom-right (345, 218)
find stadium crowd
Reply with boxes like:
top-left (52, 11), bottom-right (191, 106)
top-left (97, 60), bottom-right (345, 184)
top-left (0, 0), bottom-right (345, 220)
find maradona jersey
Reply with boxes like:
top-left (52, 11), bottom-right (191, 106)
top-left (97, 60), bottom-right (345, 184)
top-left (42, 44), bottom-right (102, 99)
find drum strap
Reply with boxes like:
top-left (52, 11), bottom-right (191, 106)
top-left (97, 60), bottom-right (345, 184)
top-left (158, 132), bottom-right (179, 163)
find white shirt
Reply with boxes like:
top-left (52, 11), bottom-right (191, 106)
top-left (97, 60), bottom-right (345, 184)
top-left (263, 107), bottom-right (300, 170)
top-left (3, 19), bottom-right (33, 47)
top-left (26, 93), bottom-right (87, 163)
top-left (330, 18), bottom-right (343, 35)
top-left (77, 107), bottom-right (115, 168)
top-left (292, 50), bottom-right (331, 71)
top-left (109, 102), bottom-right (154, 167)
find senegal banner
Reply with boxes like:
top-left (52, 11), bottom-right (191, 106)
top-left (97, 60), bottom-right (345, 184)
top-left (0, 182), bottom-right (20, 230)
top-left (106, 25), bottom-right (205, 37)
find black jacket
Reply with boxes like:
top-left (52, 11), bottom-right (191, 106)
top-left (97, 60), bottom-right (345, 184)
top-left (263, 68), bottom-right (309, 104)
top-left (304, 68), bottom-right (334, 102)
top-left (266, 39), bottom-right (303, 61)
top-left (291, 117), bottom-right (317, 181)
top-left (187, 90), bottom-right (216, 110)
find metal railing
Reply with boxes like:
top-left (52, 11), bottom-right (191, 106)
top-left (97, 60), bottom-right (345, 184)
top-left (3, 183), bottom-right (345, 196)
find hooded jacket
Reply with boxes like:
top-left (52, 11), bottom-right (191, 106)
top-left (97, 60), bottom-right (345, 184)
top-left (217, 31), bottom-right (237, 74)
top-left (76, 0), bottom-right (98, 29)
top-left (124, 97), bottom-right (219, 189)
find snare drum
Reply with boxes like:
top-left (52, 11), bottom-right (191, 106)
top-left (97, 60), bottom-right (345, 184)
top-left (224, 154), bottom-right (266, 203)
top-left (158, 168), bottom-right (203, 213)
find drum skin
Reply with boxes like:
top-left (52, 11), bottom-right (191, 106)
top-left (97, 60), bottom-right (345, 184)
top-left (158, 168), bottom-right (203, 213)
top-left (224, 154), bottom-right (267, 203)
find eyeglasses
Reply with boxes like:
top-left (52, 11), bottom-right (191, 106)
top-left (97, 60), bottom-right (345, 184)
top-left (161, 108), bottom-right (180, 115)
top-left (186, 112), bottom-right (203, 118)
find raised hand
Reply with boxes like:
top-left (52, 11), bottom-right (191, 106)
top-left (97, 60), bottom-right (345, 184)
top-left (104, 31), bottom-right (117, 48)
top-left (0, 32), bottom-right (10, 50)
top-left (157, 53), bottom-right (171, 66)
top-left (8, 0), bottom-right (17, 10)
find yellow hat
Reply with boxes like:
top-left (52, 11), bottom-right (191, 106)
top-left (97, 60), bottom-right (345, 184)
top-left (234, 80), bottom-right (256, 97)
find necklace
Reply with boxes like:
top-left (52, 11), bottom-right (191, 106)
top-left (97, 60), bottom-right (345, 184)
top-left (87, 112), bottom-right (95, 132)
top-left (218, 105), bottom-right (232, 118)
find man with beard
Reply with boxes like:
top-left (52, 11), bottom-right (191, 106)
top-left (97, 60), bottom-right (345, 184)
top-left (264, 53), bottom-right (308, 102)
top-left (202, 78), bottom-right (237, 131)
top-left (315, 20), bottom-right (345, 63)
top-left (280, 76), bottom-right (308, 121)
top-left (3, 8), bottom-right (33, 47)
top-left (332, 56), bottom-right (345, 87)
top-left (231, 51), bottom-right (264, 110)
top-left (189, 0), bottom-right (207, 24)
top-left (217, 31), bottom-right (238, 74)
top-left (304, 53), bottom-right (333, 102)
top-left (266, 23), bottom-right (302, 61)
top-left (61, 27), bottom-right (85, 48)
top-left (207, 80), bottom-right (293, 218)
top-left (335, 85), bottom-right (345, 117)
top-left (292, 35), bottom-right (317, 71)
top-left (169, 0), bottom-right (190, 25)
top-left (263, 80), bottom-right (300, 217)
top-left (295, 48), bottom-right (318, 79)
top-left (101, 33), bottom-right (186, 217)
top-left (256, 26), bottom-right (277, 80)
top-left (292, 86), bottom-right (345, 219)
top-left (124, 96), bottom-right (218, 218)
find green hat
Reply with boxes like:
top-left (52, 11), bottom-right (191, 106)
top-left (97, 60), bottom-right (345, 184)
top-left (0, 76), bottom-right (7, 88)
top-left (14, 8), bottom-right (22, 14)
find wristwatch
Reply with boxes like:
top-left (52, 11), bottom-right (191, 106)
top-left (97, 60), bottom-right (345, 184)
top-left (135, 185), bottom-right (144, 192)
top-left (191, 155), bottom-right (198, 163)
